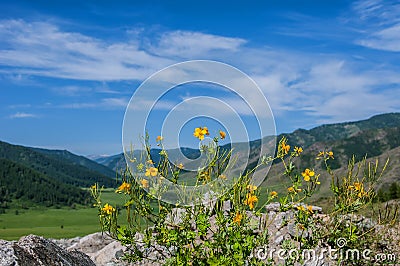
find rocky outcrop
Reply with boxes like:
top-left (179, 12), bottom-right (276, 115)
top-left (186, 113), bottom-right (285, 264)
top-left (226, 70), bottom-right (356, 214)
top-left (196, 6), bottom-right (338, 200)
top-left (52, 232), bottom-right (167, 266)
top-left (0, 235), bottom-right (95, 266)
top-left (1, 203), bottom-right (398, 266)
top-left (52, 232), bottom-right (125, 265)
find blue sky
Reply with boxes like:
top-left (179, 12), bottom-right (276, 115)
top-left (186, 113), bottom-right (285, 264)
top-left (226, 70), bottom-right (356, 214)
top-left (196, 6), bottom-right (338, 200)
top-left (0, 0), bottom-right (399, 156)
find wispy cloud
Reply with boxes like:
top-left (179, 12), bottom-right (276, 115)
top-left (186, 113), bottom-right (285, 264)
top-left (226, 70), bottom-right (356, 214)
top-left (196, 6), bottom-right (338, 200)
top-left (352, 0), bottom-right (400, 52)
top-left (59, 97), bottom-right (129, 109)
top-left (357, 23), bottom-right (400, 52)
top-left (8, 104), bottom-right (32, 109)
top-left (52, 85), bottom-right (92, 96)
top-left (0, 19), bottom-right (172, 80)
top-left (0, 17), bottom-right (399, 125)
top-left (352, 0), bottom-right (400, 24)
top-left (9, 112), bottom-right (38, 119)
top-left (0, 20), bottom-right (246, 81)
top-left (148, 31), bottom-right (246, 58)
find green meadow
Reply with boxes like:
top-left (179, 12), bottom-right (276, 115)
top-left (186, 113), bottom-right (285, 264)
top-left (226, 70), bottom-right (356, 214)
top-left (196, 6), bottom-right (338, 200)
top-left (0, 189), bottom-right (127, 240)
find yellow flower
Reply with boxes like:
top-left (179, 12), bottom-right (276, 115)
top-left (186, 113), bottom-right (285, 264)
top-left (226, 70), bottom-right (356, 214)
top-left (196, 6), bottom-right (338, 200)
top-left (288, 186), bottom-right (295, 193)
top-left (281, 142), bottom-right (290, 154)
top-left (294, 146), bottom-right (303, 154)
top-left (297, 205), bottom-right (306, 212)
top-left (219, 130), bottom-right (226, 139)
top-left (327, 151), bottom-right (334, 158)
top-left (352, 182), bottom-right (365, 197)
top-left (102, 203), bottom-right (115, 215)
top-left (246, 184), bottom-right (257, 192)
top-left (270, 191), bottom-right (278, 198)
top-left (302, 168), bottom-right (315, 182)
top-left (91, 184), bottom-right (97, 190)
top-left (307, 205), bottom-right (314, 214)
top-left (317, 151), bottom-right (325, 157)
top-left (115, 182), bottom-right (131, 193)
top-left (298, 224), bottom-right (305, 230)
top-left (140, 179), bottom-right (149, 188)
top-left (193, 127), bottom-right (210, 140)
top-left (219, 174), bottom-right (227, 179)
top-left (147, 159), bottom-right (154, 164)
top-left (353, 182), bottom-right (362, 191)
top-left (156, 135), bottom-right (163, 142)
top-left (245, 194), bottom-right (258, 210)
top-left (358, 190), bottom-right (367, 198)
top-left (193, 127), bottom-right (203, 140)
top-left (145, 167), bottom-right (158, 177)
top-left (233, 212), bottom-right (243, 225)
top-left (177, 163), bottom-right (184, 169)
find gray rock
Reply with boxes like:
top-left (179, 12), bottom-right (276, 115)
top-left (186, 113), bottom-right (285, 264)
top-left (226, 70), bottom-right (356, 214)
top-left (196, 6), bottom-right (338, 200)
top-left (0, 235), bottom-right (95, 266)
top-left (265, 202), bottom-right (281, 212)
top-left (66, 232), bottom-right (114, 254)
top-left (91, 241), bottom-right (126, 266)
top-left (274, 211), bottom-right (295, 228)
top-left (287, 221), bottom-right (310, 238)
top-left (165, 208), bottom-right (186, 225)
top-left (222, 200), bottom-right (231, 212)
top-left (0, 240), bottom-right (17, 266)
top-left (51, 236), bottom-right (81, 250)
top-left (274, 234), bottom-right (284, 245)
top-left (293, 203), bottom-right (323, 213)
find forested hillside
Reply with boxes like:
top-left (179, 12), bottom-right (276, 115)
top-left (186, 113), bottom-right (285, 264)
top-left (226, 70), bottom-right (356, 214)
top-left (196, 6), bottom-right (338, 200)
top-left (0, 141), bottom-right (115, 187)
top-left (0, 158), bottom-right (89, 209)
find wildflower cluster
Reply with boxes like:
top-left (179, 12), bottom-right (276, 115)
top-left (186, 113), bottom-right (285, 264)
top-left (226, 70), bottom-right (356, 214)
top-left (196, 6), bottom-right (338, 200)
top-left (91, 130), bottom-right (394, 266)
top-left (244, 184), bottom-right (258, 210)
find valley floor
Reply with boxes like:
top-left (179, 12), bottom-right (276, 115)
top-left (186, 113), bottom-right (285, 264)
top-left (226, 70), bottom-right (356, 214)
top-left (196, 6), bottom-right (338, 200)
top-left (0, 189), bottom-right (126, 240)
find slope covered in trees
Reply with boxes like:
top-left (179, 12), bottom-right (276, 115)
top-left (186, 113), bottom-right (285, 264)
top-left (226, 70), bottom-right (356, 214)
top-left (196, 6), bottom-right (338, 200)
top-left (0, 158), bottom-right (89, 209)
top-left (0, 141), bottom-right (115, 187)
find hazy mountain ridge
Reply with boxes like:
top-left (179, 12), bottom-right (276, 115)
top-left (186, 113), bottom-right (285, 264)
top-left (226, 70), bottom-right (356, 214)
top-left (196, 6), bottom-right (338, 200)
top-left (280, 112), bottom-right (400, 148)
top-left (33, 148), bottom-right (116, 178)
top-left (93, 113), bottom-right (400, 202)
top-left (97, 113), bottom-right (400, 174)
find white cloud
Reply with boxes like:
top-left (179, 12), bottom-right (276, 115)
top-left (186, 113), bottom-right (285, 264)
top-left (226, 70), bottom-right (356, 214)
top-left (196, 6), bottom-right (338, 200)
top-left (59, 97), bottom-right (129, 109)
top-left (0, 19), bottom-right (173, 80)
top-left (0, 20), bottom-right (246, 81)
top-left (52, 85), bottom-right (92, 96)
top-left (8, 104), bottom-right (32, 109)
top-left (9, 112), bottom-right (38, 118)
top-left (352, 0), bottom-right (400, 24)
top-left (352, 0), bottom-right (400, 52)
top-left (149, 31), bottom-right (246, 58)
top-left (0, 18), bottom-right (399, 126)
top-left (358, 24), bottom-right (400, 52)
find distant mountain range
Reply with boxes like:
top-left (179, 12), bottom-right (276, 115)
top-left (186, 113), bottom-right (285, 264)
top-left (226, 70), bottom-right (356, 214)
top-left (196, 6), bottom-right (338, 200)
top-left (94, 112), bottom-right (400, 199)
top-left (95, 113), bottom-right (400, 171)
top-left (1, 112), bottom-right (399, 209)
